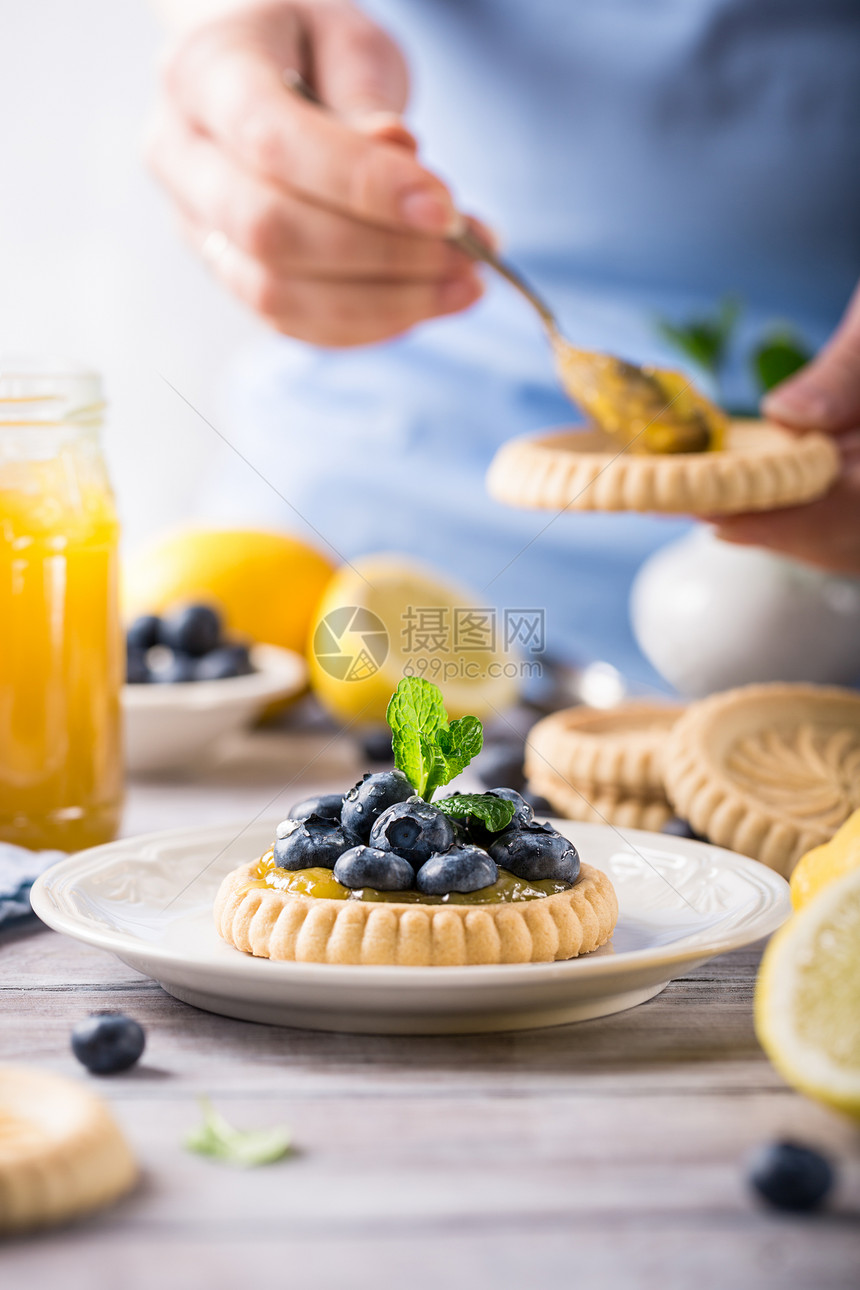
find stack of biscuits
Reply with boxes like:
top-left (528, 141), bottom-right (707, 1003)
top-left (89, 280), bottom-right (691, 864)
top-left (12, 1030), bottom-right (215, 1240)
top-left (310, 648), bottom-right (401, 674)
top-left (525, 702), bottom-right (681, 832)
top-left (525, 682), bottom-right (860, 879)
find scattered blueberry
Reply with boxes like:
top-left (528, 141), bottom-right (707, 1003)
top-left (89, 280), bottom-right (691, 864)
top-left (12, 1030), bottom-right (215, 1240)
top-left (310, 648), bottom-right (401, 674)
top-left (748, 1141), bottom-right (835, 1213)
top-left (341, 770), bottom-right (415, 842)
top-left (416, 845), bottom-right (498, 895)
top-left (151, 651), bottom-right (197, 683)
top-left (370, 799), bottom-right (455, 867)
top-left (273, 816), bottom-right (350, 870)
top-left (488, 821), bottom-right (580, 883)
top-left (359, 728), bottom-right (394, 764)
top-left (159, 604), bottom-right (222, 657)
top-left (474, 742), bottom-right (526, 793)
top-left (126, 613), bottom-right (162, 651)
top-left (195, 644), bottom-right (253, 681)
top-left (333, 845), bottom-right (414, 891)
top-left (287, 793), bottom-right (344, 822)
top-left (661, 817), bottom-right (705, 841)
top-left (126, 645), bottom-right (150, 685)
top-left (71, 1012), bottom-right (146, 1075)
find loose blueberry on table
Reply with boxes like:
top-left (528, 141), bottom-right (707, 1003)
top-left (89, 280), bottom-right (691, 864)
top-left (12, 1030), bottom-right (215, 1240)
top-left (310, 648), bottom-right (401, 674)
top-left (250, 678), bottom-right (584, 905)
top-left (71, 1012), bottom-right (146, 1075)
top-left (747, 1140), bottom-right (835, 1213)
top-left (124, 603), bottom-right (254, 685)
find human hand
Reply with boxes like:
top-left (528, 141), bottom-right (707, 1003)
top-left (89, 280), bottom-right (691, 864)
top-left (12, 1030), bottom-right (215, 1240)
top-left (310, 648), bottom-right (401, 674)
top-left (715, 283), bottom-right (860, 575)
top-left (146, 1), bottom-right (484, 345)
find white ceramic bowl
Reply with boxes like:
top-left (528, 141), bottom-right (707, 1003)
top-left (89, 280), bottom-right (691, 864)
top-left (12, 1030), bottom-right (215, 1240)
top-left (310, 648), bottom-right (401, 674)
top-left (631, 527), bottom-right (860, 696)
top-left (123, 644), bottom-right (307, 775)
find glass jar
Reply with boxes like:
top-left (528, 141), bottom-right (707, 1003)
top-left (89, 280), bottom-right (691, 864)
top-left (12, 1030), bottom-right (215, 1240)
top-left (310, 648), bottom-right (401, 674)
top-left (0, 365), bottom-right (123, 850)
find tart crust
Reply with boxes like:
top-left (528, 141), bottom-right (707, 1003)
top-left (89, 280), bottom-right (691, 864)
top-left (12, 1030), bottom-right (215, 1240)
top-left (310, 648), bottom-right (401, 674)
top-left (486, 419), bottom-right (839, 515)
top-left (526, 702), bottom-right (683, 796)
top-left (214, 861), bottom-right (618, 966)
top-left (663, 683), bottom-right (860, 876)
top-left (528, 770), bottom-right (673, 831)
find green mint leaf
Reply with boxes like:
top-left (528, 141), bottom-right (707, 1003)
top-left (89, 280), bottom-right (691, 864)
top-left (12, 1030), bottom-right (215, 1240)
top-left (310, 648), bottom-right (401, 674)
top-left (428, 716), bottom-right (484, 796)
top-left (185, 1098), bottom-right (292, 1168)
top-left (436, 793), bottom-right (516, 832)
top-left (657, 295), bottom-right (742, 376)
top-left (386, 680), bottom-right (484, 799)
top-left (751, 331), bottom-right (810, 393)
top-left (386, 677), bottom-right (448, 796)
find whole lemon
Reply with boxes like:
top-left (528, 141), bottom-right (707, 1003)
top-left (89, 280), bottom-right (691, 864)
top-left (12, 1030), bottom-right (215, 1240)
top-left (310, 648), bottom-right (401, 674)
top-left (124, 528), bottom-right (335, 654)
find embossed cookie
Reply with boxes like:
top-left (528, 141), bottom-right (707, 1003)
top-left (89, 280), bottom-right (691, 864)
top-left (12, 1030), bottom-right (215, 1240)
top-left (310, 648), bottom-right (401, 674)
top-left (663, 683), bottom-right (860, 876)
top-left (486, 419), bottom-right (839, 515)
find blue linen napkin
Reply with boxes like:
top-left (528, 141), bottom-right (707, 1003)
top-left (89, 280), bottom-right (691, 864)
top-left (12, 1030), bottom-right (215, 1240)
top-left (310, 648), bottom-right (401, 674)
top-left (0, 843), bottom-right (65, 927)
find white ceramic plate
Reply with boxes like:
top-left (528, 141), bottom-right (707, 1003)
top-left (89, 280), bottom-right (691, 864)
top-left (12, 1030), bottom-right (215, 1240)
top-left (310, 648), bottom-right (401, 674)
top-left (123, 644), bottom-right (307, 774)
top-left (31, 819), bottom-right (790, 1035)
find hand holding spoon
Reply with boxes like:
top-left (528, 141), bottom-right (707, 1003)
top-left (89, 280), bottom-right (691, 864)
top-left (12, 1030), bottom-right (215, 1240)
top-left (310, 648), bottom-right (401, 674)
top-left (286, 72), bottom-right (726, 453)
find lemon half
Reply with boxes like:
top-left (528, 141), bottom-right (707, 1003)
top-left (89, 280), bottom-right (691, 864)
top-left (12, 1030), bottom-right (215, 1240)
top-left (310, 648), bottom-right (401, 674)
top-left (307, 553), bottom-right (521, 724)
top-left (755, 868), bottom-right (860, 1120)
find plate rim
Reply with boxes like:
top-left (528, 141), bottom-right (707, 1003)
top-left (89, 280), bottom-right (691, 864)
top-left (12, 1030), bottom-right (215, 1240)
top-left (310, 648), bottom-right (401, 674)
top-left (30, 817), bottom-right (792, 985)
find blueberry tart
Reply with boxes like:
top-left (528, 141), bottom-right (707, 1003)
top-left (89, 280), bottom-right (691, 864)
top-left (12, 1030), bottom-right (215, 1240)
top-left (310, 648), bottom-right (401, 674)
top-left (214, 681), bottom-right (618, 966)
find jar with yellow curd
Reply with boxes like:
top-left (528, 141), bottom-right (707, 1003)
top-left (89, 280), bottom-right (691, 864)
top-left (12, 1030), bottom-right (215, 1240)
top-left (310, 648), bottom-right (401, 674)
top-left (0, 365), bottom-right (123, 850)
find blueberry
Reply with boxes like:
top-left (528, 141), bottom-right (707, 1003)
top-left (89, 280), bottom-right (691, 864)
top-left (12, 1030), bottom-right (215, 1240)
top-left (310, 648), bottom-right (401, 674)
top-left (661, 817), bottom-right (705, 841)
top-left (287, 793), bottom-right (344, 822)
top-left (474, 742), bottom-right (525, 792)
top-left (195, 644), bottom-right (253, 681)
top-left (126, 644), bottom-right (151, 684)
top-left (488, 821), bottom-right (580, 883)
top-left (486, 787), bottom-right (535, 827)
top-left (359, 728), bottom-right (394, 764)
top-left (126, 613), bottom-right (161, 651)
top-left (748, 1141), bottom-right (835, 1212)
top-left (466, 786), bottom-right (534, 847)
top-left (341, 770), bottom-right (414, 842)
top-left (333, 845), bottom-right (414, 891)
top-left (273, 816), bottom-right (350, 870)
top-left (522, 790), bottom-right (553, 816)
top-left (71, 1012), bottom-right (146, 1075)
top-left (416, 845), bottom-right (498, 895)
top-left (369, 799), bottom-right (455, 867)
top-left (151, 651), bottom-right (197, 683)
top-left (160, 604), bottom-right (222, 657)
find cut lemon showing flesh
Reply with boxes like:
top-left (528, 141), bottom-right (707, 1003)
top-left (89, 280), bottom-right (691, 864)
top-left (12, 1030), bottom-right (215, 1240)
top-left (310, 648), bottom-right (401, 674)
top-left (0, 1067), bottom-right (138, 1232)
top-left (755, 868), bottom-right (860, 1120)
top-left (790, 808), bottom-right (860, 911)
top-left (308, 553), bottom-right (520, 724)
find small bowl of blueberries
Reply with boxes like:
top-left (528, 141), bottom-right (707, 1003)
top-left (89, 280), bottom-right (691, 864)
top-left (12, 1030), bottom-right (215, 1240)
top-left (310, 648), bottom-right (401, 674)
top-left (123, 603), bottom-right (307, 774)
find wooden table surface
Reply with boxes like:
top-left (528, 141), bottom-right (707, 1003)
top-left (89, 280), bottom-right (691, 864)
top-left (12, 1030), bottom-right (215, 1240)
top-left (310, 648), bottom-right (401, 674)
top-left (2, 731), bottom-right (859, 1289)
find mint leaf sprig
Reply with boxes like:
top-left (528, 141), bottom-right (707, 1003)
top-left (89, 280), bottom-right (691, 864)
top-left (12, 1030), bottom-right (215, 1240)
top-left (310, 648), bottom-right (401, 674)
top-left (385, 678), bottom-right (515, 833)
top-left (185, 1098), bottom-right (292, 1167)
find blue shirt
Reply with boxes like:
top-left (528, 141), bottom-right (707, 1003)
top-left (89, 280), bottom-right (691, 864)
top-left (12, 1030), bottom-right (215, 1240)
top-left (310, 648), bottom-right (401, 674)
top-left (208, 0), bottom-right (860, 689)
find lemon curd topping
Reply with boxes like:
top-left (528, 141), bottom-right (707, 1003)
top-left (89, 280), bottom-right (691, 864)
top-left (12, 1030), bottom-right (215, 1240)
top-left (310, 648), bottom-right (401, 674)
top-left (250, 850), bottom-right (573, 905)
